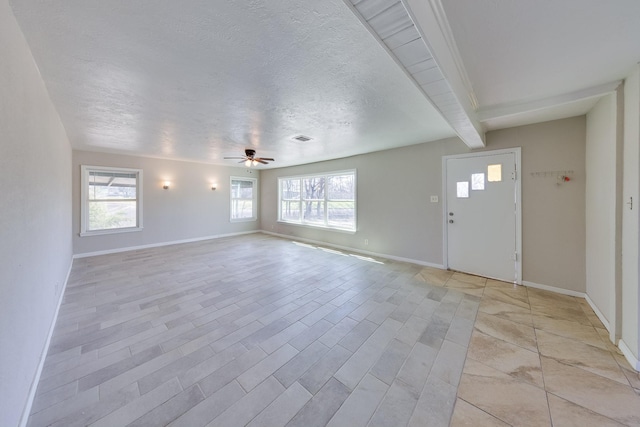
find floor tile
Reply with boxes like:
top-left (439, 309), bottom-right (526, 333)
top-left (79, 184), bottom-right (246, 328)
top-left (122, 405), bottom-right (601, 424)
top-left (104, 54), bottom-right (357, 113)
top-left (408, 376), bottom-right (457, 427)
top-left (286, 377), bottom-right (351, 427)
top-left (474, 311), bottom-right (537, 352)
top-left (450, 398), bottom-right (510, 427)
top-left (207, 376), bottom-right (285, 427)
top-left (369, 380), bottom-right (419, 427)
top-left (458, 358), bottom-right (551, 427)
top-left (536, 329), bottom-right (628, 384)
top-left (246, 382), bottom-right (312, 427)
top-left (326, 374), bottom-right (388, 427)
top-left (478, 297), bottom-right (533, 326)
top-left (547, 393), bottom-right (624, 427)
top-left (467, 330), bottom-right (544, 387)
top-left (541, 356), bottom-right (640, 425)
top-left (532, 314), bottom-right (607, 350)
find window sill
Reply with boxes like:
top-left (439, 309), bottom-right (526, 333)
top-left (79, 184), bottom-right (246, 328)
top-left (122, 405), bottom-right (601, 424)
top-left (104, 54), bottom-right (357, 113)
top-left (277, 220), bottom-right (356, 235)
top-left (230, 218), bottom-right (257, 223)
top-left (80, 227), bottom-right (143, 237)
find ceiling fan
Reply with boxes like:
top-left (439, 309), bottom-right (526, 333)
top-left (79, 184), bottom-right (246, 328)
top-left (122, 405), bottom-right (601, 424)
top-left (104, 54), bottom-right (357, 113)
top-left (224, 149), bottom-right (274, 166)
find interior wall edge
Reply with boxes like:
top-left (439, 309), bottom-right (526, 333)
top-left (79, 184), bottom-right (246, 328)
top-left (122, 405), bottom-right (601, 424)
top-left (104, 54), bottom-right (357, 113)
top-left (585, 293), bottom-right (612, 335)
top-left (260, 231), bottom-right (445, 269)
top-left (73, 230), bottom-right (260, 258)
top-left (619, 339), bottom-right (640, 371)
top-left (18, 258), bottom-right (73, 427)
top-left (521, 280), bottom-right (586, 299)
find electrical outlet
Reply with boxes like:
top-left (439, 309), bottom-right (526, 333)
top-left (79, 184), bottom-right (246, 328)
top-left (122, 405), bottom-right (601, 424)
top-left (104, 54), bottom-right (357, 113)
top-left (364, 239), bottom-right (369, 246)
top-left (430, 195), bottom-right (438, 203)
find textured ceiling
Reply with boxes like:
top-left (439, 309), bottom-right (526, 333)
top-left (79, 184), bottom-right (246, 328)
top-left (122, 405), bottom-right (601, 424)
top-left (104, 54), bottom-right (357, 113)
top-left (9, 0), bottom-right (455, 168)
top-left (9, 0), bottom-right (640, 166)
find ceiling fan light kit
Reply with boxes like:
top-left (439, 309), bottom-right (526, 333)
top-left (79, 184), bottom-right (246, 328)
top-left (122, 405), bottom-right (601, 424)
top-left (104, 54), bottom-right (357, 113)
top-left (224, 149), bottom-right (275, 167)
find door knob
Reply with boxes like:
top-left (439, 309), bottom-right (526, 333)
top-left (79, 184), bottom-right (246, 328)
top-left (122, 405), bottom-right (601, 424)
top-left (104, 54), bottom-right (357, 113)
top-left (449, 219), bottom-right (454, 223)
top-left (449, 212), bottom-right (454, 216)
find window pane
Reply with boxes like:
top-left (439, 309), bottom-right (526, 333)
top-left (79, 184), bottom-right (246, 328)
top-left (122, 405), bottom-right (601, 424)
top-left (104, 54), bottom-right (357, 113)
top-left (457, 181), bottom-right (469, 198)
top-left (303, 177), bottom-right (325, 200)
top-left (88, 201), bottom-right (137, 230)
top-left (471, 173), bottom-right (485, 190)
top-left (89, 171), bottom-right (137, 200)
top-left (280, 200), bottom-right (301, 222)
top-left (231, 199), bottom-right (253, 219)
top-left (488, 164), bottom-right (502, 182)
top-left (328, 201), bottom-right (355, 229)
top-left (281, 179), bottom-right (300, 200)
top-left (303, 200), bottom-right (325, 224)
top-left (327, 174), bottom-right (355, 200)
top-left (231, 179), bottom-right (254, 199)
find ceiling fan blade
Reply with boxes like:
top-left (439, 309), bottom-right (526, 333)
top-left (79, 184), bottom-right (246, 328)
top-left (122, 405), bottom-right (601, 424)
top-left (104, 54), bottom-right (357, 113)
top-left (255, 159), bottom-right (269, 164)
top-left (238, 160), bottom-right (246, 163)
top-left (259, 157), bottom-right (275, 161)
top-left (223, 156), bottom-right (245, 160)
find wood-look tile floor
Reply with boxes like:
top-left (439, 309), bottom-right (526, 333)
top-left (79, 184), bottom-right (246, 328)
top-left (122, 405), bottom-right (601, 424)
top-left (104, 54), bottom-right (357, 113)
top-left (28, 234), bottom-right (640, 426)
top-left (29, 234), bottom-right (477, 427)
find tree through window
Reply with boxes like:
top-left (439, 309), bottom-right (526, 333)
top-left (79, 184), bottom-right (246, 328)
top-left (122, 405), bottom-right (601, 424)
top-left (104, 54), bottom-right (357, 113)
top-left (278, 171), bottom-right (356, 231)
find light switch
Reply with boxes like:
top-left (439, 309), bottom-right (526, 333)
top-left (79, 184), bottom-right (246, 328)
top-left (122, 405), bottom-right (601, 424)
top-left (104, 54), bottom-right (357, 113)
top-left (430, 196), bottom-right (438, 203)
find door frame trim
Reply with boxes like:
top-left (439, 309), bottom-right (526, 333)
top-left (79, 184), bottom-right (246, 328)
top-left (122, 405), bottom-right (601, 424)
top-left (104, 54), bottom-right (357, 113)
top-left (442, 147), bottom-right (522, 284)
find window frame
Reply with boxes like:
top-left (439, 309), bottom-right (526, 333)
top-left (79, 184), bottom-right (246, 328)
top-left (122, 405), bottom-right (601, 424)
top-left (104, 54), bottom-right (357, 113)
top-left (230, 176), bottom-right (258, 222)
top-left (80, 165), bottom-right (143, 236)
top-left (278, 169), bottom-right (356, 233)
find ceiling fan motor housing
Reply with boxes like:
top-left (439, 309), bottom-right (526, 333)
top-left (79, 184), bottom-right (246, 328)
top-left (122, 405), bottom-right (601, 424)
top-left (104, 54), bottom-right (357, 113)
top-left (245, 149), bottom-right (256, 158)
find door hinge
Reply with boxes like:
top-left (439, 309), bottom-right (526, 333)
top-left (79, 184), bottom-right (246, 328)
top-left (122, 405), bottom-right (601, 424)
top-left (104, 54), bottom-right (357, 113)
top-left (513, 252), bottom-right (518, 261)
top-left (511, 171), bottom-right (517, 181)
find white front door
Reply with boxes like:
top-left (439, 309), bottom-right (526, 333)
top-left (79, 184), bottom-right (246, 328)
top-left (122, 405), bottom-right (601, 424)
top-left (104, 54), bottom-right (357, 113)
top-left (444, 149), bottom-right (521, 283)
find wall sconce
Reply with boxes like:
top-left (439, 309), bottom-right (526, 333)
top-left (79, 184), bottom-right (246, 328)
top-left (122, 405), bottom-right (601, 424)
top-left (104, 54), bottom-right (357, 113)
top-left (211, 184), bottom-right (217, 191)
top-left (163, 181), bottom-right (170, 190)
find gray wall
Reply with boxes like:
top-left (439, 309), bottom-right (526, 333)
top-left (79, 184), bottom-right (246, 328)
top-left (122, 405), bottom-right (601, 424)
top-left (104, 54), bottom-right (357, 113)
top-left (484, 117), bottom-right (586, 292)
top-left (261, 116), bottom-right (587, 292)
top-left (622, 64), bottom-right (640, 363)
top-left (261, 138), bottom-right (468, 265)
top-left (585, 90), bottom-right (622, 327)
top-left (0, 1), bottom-right (73, 425)
top-left (72, 151), bottom-right (260, 256)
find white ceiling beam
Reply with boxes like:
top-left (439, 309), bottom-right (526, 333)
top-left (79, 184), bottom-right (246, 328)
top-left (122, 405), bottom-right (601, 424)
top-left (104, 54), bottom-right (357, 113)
top-left (402, 0), bottom-right (485, 148)
top-left (477, 80), bottom-right (623, 122)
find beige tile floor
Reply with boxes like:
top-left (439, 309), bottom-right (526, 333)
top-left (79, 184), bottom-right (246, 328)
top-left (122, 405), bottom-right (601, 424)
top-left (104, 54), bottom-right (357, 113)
top-left (416, 267), bottom-right (640, 426)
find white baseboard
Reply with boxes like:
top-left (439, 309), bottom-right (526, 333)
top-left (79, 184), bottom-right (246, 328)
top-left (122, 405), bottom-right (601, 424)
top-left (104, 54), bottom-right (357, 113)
top-left (522, 280), bottom-right (586, 298)
top-left (260, 230), bottom-right (444, 269)
top-left (73, 230), bottom-right (260, 259)
top-left (584, 294), bottom-right (611, 332)
top-left (618, 339), bottom-right (640, 371)
top-left (20, 259), bottom-right (73, 427)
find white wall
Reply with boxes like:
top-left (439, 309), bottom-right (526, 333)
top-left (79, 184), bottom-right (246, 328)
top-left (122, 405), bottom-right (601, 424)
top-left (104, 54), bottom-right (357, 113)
top-left (621, 64), bottom-right (640, 367)
top-left (0, 1), bottom-right (73, 425)
top-left (585, 90), bottom-right (622, 329)
top-left (72, 151), bottom-right (260, 256)
top-left (261, 116), bottom-right (587, 292)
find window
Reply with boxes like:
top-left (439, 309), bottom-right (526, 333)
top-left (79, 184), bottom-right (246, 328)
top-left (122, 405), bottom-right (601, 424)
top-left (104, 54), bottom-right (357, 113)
top-left (230, 177), bottom-right (257, 221)
top-left (279, 171), bottom-right (356, 231)
top-left (456, 181), bottom-right (469, 198)
top-left (488, 164), bottom-right (502, 182)
top-left (471, 173), bottom-right (485, 190)
top-left (80, 166), bottom-right (142, 236)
